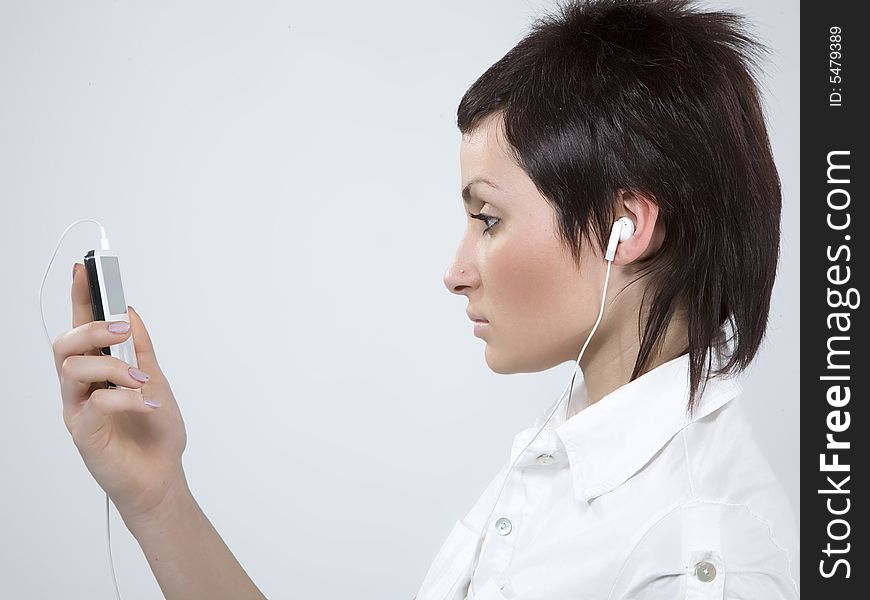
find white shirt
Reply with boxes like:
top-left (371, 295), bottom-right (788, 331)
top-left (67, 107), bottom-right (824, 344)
top-left (414, 351), bottom-right (800, 599)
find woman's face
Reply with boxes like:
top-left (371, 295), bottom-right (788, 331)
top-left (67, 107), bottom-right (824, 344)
top-left (444, 112), bottom-right (607, 373)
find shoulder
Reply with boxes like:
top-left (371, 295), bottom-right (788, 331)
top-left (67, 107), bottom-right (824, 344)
top-left (680, 398), bottom-right (799, 566)
top-left (605, 399), bottom-right (800, 599)
top-left (681, 397), bottom-right (782, 498)
top-left (608, 499), bottom-right (799, 600)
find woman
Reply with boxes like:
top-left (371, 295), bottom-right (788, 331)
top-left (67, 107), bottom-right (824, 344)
top-left (51, 0), bottom-right (798, 598)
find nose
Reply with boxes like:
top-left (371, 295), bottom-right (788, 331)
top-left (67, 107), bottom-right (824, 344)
top-left (444, 227), bottom-right (480, 295)
top-left (443, 263), bottom-right (475, 296)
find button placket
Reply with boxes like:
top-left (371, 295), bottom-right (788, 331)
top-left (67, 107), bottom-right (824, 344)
top-left (470, 576), bottom-right (513, 599)
top-left (494, 517), bottom-right (513, 535)
top-left (472, 465), bottom-right (526, 593)
top-left (471, 426), bottom-right (565, 597)
top-left (510, 428), bottom-right (563, 468)
top-left (535, 453), bottom-right (554, 465)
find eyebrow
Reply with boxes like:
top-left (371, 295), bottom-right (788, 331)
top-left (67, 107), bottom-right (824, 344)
top-left (461, 177), bottom-right (501, 205)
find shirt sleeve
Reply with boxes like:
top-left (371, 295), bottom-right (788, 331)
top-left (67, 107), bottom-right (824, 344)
top-left (608, 500), bottom-right (799, 600)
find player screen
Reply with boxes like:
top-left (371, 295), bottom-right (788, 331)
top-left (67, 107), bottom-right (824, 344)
top-left (101, 256), bottom-right (127, 316)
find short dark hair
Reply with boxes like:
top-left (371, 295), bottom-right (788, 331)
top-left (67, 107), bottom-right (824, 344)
top-left (457, 0), bottom-right (781, 414)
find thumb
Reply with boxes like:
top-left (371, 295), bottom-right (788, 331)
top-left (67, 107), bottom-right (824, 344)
top-left (126, 306), bottom-right (163, 378)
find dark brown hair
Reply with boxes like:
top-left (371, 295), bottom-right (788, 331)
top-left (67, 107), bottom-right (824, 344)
top-left (457, 0), bottom-right (781, 413)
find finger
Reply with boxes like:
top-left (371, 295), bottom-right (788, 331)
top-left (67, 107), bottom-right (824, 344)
top-left (127, 306), bottom-right (162, 376)
top-left (60, 354), bottom-right (151, 412)
top-left (53, 319), bottom-right (134, 377)
top-left (71, 387), bottom-right (159, 447)
top-left (71, 263), bottom-right (96, 330)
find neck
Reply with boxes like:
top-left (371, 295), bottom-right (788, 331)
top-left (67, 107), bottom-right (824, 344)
top-left (570, 285), bottom-right (689, 416)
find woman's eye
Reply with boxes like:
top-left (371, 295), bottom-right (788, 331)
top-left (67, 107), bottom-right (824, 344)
top-left (468, 211), bottom-right (501, 235)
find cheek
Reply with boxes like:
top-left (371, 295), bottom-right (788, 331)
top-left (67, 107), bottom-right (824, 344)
top-left (484, 234), bottom-right (580, 333)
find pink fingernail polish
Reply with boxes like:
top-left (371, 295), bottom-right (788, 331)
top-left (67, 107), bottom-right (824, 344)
top-left (129, 367), bottom-right (150, 382)
top-left (144, 397), bottom-right (161, 408)
top-left (108, 321), bottom-right (130, 333)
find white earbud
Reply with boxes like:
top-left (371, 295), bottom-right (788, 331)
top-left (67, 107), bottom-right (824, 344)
top-left (604, 216), bottom-right (635, 262)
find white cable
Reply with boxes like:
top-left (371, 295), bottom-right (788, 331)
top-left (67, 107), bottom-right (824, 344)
top-left (468, 255), bottom-right (616, 596)
top-left (39, 219), bottom-right (108, 345)
top-left (39, 219), bottom-right (124, 600)
top-left (106, 493), bottom-right (123, 599)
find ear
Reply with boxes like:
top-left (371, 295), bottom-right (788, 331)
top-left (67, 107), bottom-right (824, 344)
top-left (611, 189), bottom-right (663, 265)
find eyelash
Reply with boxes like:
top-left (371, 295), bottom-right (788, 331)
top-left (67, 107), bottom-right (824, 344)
top-left (468, 211), bottom-right (501, 235)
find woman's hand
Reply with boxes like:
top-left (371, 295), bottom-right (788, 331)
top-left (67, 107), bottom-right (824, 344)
top-left (52, 262), bottom-right (189, 522)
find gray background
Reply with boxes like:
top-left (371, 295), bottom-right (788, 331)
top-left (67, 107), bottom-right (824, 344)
top-left (0, 1), bottom-right (798, 598)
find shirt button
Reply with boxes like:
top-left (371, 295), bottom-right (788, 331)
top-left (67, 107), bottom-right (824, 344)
top-left (535, 453), bottom-right (554, 465)
top-left (694, 560), bottom-right (717, 583)
top-left (494, 517), bottom-right (513, 536)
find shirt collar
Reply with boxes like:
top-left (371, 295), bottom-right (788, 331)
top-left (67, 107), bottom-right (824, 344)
top-left (510, 343), bottom-right (743, 503)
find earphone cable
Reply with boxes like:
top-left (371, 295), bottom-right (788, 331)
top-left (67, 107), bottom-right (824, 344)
top-left (467, 256), bottom-right (615, 595)
top-left (39, 219), bottom-right (124, 600)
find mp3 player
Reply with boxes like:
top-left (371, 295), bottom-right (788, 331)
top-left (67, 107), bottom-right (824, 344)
top-left (84, 249), bottom-right (138, 390)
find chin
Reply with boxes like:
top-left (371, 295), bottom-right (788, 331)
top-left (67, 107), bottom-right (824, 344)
top-left (483, 344), bottom-right (559, 374)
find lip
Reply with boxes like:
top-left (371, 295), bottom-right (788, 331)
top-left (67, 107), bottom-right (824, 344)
top-left (473, 320), bottom-right (490, 337)
top-left (466, 310), bottom-right (489, 323)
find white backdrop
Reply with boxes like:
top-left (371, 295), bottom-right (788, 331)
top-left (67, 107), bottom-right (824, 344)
top-left (0, 1), bottom-right (799, 598)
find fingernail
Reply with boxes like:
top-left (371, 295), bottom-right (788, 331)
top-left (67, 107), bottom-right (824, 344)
top-left (72, 264), bottom-right (77, 281)
top-left (108, 321), bottom-right (130, 333)
top-left (129, 367), bottom-right (150, 382)
top-left (144, 396), bottom-right (161, 408)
